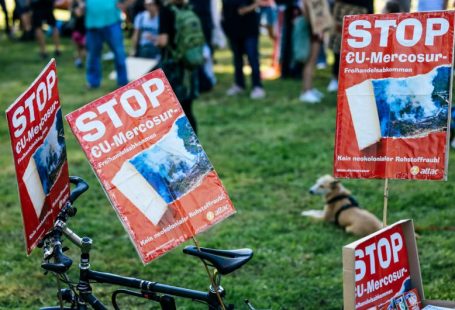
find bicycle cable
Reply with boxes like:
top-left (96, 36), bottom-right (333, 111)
top-left (192, 237), bottom-right (226, 310)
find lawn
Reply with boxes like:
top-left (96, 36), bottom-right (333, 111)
top-left (0, 32), bottom-right (455, 309)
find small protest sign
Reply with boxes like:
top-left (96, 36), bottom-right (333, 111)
top-left (343, 221), bottom-right (415, 310)
top-left (306, 0), bottom-right (333, 34)
top-left (66, 69), bottom-right (236, 264)
top-left (6, 59), bottom-right (70, 254)
top-left (334, 11), bottom-right (455, 180)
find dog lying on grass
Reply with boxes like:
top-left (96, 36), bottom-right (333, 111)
top-left (301, 175), bottom-right (382, 237)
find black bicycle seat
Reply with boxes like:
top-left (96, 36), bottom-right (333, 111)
top-left (183, 246), bottom-right (253, 275)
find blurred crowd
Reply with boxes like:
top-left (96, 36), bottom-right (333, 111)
top-left (0, 0), bottom-right (453, 129)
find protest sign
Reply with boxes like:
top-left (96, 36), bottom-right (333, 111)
top-left (343, 220), bottom-right (416, 310)
top-left (6, 59), bottom-right (69, 254)
top-left (334, 11), bottom-right (455, 180)
top-left (306, 0), bottom-right (333, 34)
top-left (344, 220), bottom-right (455, 309)
top-left (66, 69), bottom-right (236, 264)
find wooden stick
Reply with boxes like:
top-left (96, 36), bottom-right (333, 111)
top-left (192, 237), bottom-right (226, 310)
top-left (383, 178), bottom-right (389, 227)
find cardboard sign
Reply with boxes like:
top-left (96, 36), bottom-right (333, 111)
top-left (343, 220), bottom-right (419, 310)
top-left (344, 220), bottom-right (455, 309)
top-left (334, 11), bottom-right (455, 180)
top-left (306, 0), bottom-right (333, 34)
top-left (66, 69), bottom-right (236, 264)
top-left (6, 59), bottom-right (70, 254)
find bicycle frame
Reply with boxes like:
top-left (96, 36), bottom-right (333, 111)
top-left (41, 228), bottom-right (228, 310)
top-left (39, 177), bottom-right (251, 310)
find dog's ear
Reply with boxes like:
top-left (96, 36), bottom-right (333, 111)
top-left (330, 180), bottom-right (340, 189)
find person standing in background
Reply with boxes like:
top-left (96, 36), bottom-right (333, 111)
top-left (0, 0), bottom-right (13, 38)
top-left (85, 0), bottom-right (128, 88)
top-left (326, 0), bottom-right (373, 93)
top-left (70, 0), bottom-right (86, 68)
top-left (14, 0), bottom-right (33, 41)
top-left (157, 0), bottom-right (201, 132)
top-left (222, 0), bottom-right (266, 99)
top-left (259, 0), bottom-right (277, 40)
top-left (131, 0), bottom-right (161, 59)
top-left (30, 0), bottom-right (61, 59)
top-left (298, 0), bottom-right (324, 103)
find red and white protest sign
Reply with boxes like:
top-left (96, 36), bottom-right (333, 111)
top-left (6, 59), bottom-right (70, 254)
top-left (334, 11), bottom-right (455, 180)
top-left (66, 69), bottom-right (236, 264)
top-left (344, 222), bottom-right (412, 310)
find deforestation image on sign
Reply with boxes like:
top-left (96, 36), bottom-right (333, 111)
top-left (347, 65), bottom-right (450, 151)
top-left (23, 109), bottom-right (66, 220)
top-left (112, 116), bottom-right (213, 226)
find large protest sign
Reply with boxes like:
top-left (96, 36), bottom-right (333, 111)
top-left (66, 69), bottom-right (236, 263)
top-left (334, 11), bottom-right (455, 180)
top-left (6, 59), bottom-right (70, 254)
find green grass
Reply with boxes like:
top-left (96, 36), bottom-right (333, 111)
top-left (0, 33), bottom-right (455, 309)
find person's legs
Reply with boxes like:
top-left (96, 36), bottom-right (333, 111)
top-left (302, 39), bottom-right (320, 92)
top-left (31, 8), bottom-right (47, 56)
top-left (300, 39), bottom-right (321, 103)
top-left (86, 28), bottom-right (103, 88)
top-left (181, 98), bottom-right (197, 133)
top-left (35, 28), bottom-right (46, 55)
top-left (45, 9), bottom-right (60, 53)
top-left (230, 37), bottom-right (245, 89)
top-left (0, 0), bottom-right (11, 35)
top-left (104, 22), bottom-right (128, 87)
top-left (244, 35), bottom-right (262, 89)
top-left (263, 6), bottom-right (276, 40)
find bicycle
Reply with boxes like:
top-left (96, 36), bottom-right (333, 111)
top-left (39, 176), bottom-right (255, 310)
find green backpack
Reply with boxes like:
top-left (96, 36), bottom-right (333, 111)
top-left (171, 5), bottom-right (205, 69)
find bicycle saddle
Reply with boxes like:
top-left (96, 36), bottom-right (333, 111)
top-left (183, 246), bottom-right (253, 275)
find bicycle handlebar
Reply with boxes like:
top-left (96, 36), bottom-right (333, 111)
top-left (41, 230), bottom-right (73, 274)
top-left (69, 176), bottom-right (89, 204)
top-left (40, 176), bottom-right (89, 274)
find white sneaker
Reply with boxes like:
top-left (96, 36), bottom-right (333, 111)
top-left (226, 85), bottom-right (245, 96)
top-left (250, 87), bottom-right (266, 99)
top-left (327, 79), bottom-right (338, 92)
top-left (299, 90), bottom-right (321, 104)
top-left (312, 88), bottom-right (324, 99)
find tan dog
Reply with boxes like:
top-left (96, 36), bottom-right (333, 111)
top-left (302, 175), bottom-right (382, 236)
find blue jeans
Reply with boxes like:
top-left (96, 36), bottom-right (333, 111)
top-left (86, 22), bottom-right (128, 87)
top-left (230, 36), bottom-right (262, 89)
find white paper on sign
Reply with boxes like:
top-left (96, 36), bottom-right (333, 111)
top-left (109, 57), bottom-right (159, 82)
top-left (112, 161), bottom-right (168, 226)
top-left (22, 158), bottom-right (46, 218)
top-left (345, 79), bottom-right (381, 150)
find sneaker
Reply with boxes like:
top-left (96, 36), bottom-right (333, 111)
top-left (39, 52), bottom-right (49, 60)
top-left (312, 88), bottom-right (324, 100)
top-left (327, 79), bottom-right (338, 92)
top-left (299, 90), bottom-right (321, 104)
top-left (226, 84), bottom-right (245, 96)
top-left (250, 87), bottom-right (266, 99)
